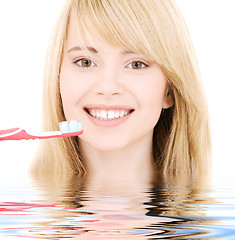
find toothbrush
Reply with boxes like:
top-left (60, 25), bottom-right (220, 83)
top-left (0, 121), bottom-right (82, 141)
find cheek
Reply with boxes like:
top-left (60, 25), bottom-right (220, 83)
top-left (134, 74), bottom-right (167, 129)
top-left (137, 77), bottom-right (167, 110)
top-left (60, 72), bottom-right (73, 118)
top-left (59, 67), bottom-right (86, 119)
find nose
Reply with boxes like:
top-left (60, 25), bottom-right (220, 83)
top-left (94, 68), bottom-right (123, 97)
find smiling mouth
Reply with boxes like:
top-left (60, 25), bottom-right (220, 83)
top-left (84, 108), bottom-right (134, 120)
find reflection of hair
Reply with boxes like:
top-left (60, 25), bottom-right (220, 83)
top-left (31, 0), bottom-right (211, 176)
top-left (146, 173), bottom-right (214, 217)
top-left (30, 173), bottom-right (216, 239)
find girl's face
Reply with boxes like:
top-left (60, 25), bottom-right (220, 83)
top-left (60, 25), bottom-right (172, 152)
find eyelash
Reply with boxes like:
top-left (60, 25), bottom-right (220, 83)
top-left (74, 58), bottom-right (149, 70)
top-left (74, 58), bottom-right (96, 68)
top-left (126, 61), bottom-right (149, 70)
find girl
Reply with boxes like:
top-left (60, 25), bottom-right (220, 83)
top-left (32, 0), bottom-right (211, 177)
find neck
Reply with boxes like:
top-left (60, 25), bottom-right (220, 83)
top-left (80, 136), bottom-right (155, 187)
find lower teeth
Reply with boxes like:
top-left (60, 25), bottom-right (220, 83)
top-left (94, 116), bottom-right (122, 120)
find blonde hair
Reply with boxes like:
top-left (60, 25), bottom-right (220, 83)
top-left (31, 0), bottom-right (211, 176)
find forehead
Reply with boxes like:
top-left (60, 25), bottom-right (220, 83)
top-left (65, 25), bottom-right (141, 59)
top-left (65, 6), bottom-right (155, 59)
top-left (64, 21), bottom-right (137, 54)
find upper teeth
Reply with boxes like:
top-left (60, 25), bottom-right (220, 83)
top-left (88, 109), bottom-right (130, 120)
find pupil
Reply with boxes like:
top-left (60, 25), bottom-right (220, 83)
top-left (82, 60), bottom-right (91, 67)
top-left (133, 61), bottom-right (141, 69)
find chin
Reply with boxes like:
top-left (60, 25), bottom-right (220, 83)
top-left (80, 134), bottom-right (131, 152)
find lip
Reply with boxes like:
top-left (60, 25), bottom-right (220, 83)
top-left (84, 104), bottom-right (134, 110)
top-left (83, 104), bottom-right (135, 127)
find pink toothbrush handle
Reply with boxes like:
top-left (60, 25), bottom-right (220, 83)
top-left (0, 128), bottom-right (83, 141)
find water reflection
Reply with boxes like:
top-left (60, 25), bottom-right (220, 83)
top-left (16, 173), bottom-right (219, 239)
top-left (1, 171), bottom-right (235, 239)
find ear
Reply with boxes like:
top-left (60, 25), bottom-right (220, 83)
top-left (162, 91), bottom-right (174, 109)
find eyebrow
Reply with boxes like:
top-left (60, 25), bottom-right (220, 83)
top-left (67, 46), bottom-right (98, 54)
top-left (67, 46), bottom-right (137, 55)
top-left (121, 50), bottom-right (136, 55)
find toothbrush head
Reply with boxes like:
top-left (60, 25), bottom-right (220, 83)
top-left (59, 121), bottom-right (82, 133)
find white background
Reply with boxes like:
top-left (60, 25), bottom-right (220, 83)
top-left (0, 0), bottom-right (234, 177)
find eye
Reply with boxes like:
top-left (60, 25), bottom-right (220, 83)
top-left (126, 60), bottom-right (149, 70)
top-left (75, 58), bottom-right (96, 68)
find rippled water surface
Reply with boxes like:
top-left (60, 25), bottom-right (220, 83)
top-left (1, 173), bottom-right (235, 239)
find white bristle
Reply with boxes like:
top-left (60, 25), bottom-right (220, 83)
top-left (59, 121), bottom-right (82, 133)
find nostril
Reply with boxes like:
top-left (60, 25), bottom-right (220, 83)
top-left (95, 91), bottom-right (121, 96)
top-left (111, 92), bottom-right (120, 95)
